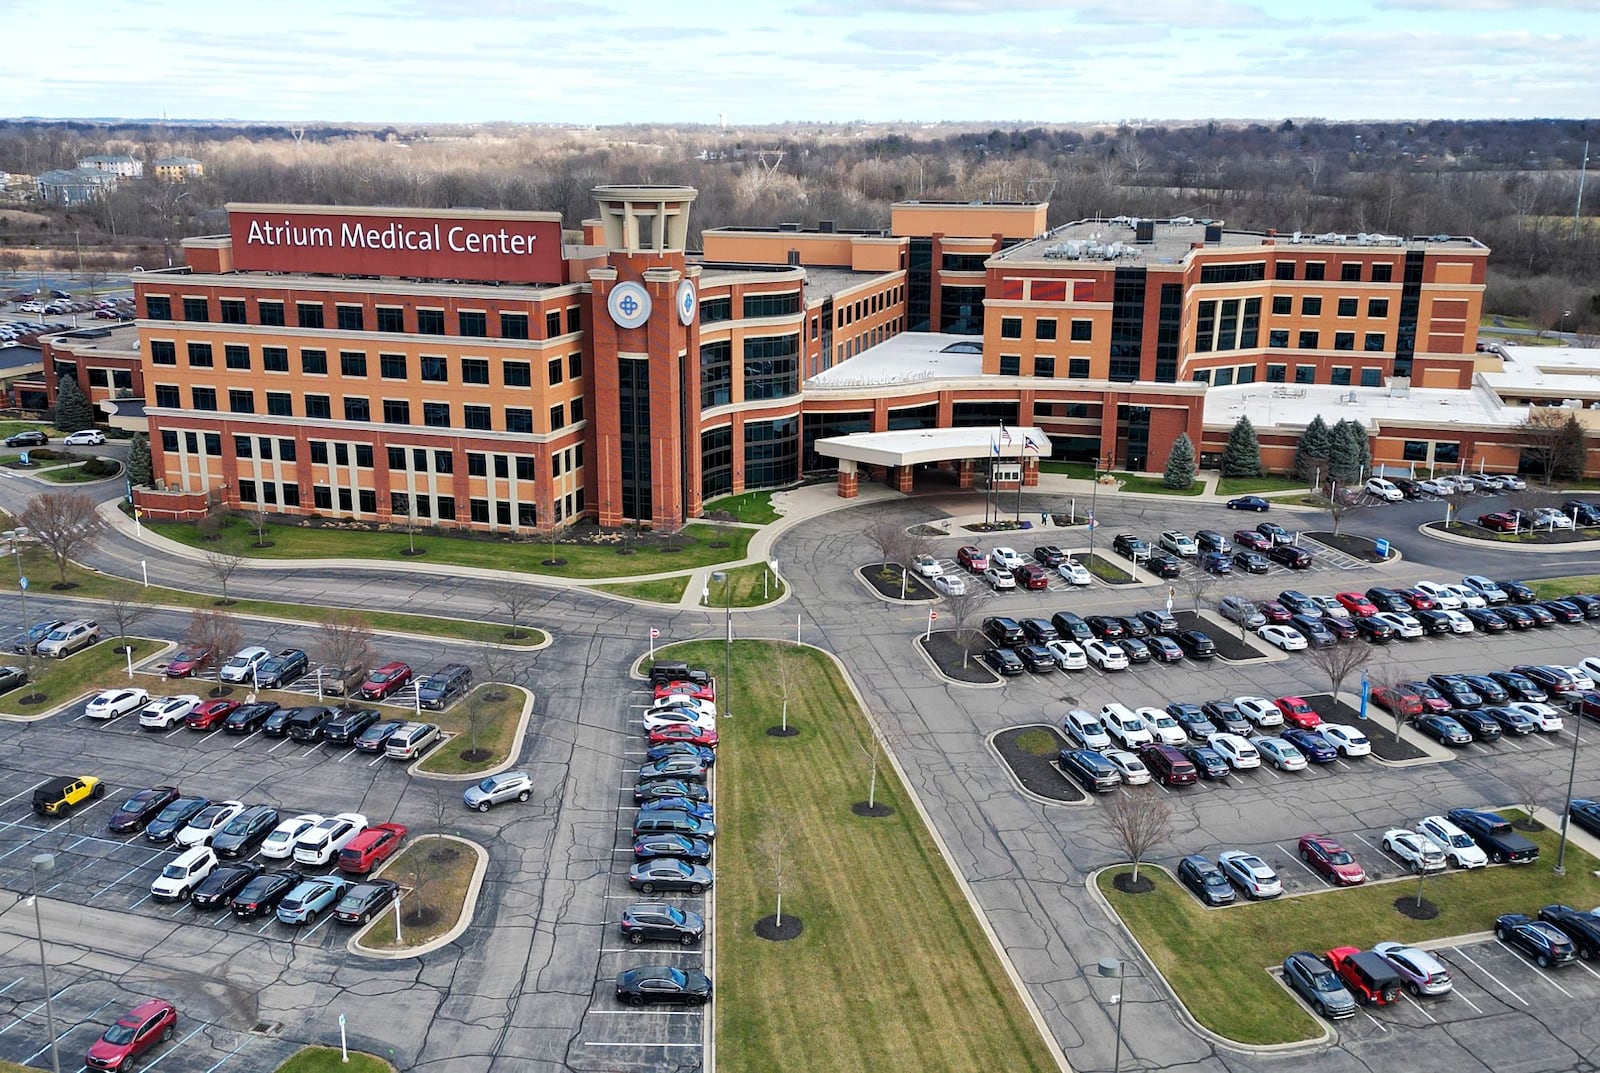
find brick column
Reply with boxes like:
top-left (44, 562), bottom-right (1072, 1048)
top-left (836, 460), bottom-right (859, 499)
top-left (957, 459), bottom-right (974, 489)
top-left (894, 465), bottom-right (914, 493)
top-left (1022, 457), bottom-right (1039, 486)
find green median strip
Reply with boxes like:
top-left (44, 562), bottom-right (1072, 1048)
top-left (1527, 575), bottom-right (1600, 600)
top-left (273, 1046), bottom-right (392, 1073)
top-left (412, 684), bottom-right (525, 775)
top-left (698, 561), bottom-right (784, 607)
top-left (2, 638), bottom-right (166, 715)
top-left (703, 490), bottom-right (781, 524)
top-left (591, 576), bottom-right (691, 604)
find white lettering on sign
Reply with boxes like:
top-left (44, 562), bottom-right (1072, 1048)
top-left (247, 219), bottom-right (334, 247)
top-left (241, 218), bottom-right (540, 257)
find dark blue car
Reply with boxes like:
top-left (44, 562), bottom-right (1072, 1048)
top-left (1281, 728), bottom-right (1338, 763)
top-left (1226, 496), bottom-right (1271, 512)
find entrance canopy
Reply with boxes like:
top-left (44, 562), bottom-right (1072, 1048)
top-left (814, 426), bottom-right (1053, 468)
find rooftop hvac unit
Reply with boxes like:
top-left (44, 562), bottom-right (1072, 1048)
top-left (1204, 224), bottom-right (1222, 244)
top-left (818, 220), bottom-right (835, 233)
top-left (787, 249), bottom-right (800, 266)
top-left (1134, 220), bottom-right (1155, 244)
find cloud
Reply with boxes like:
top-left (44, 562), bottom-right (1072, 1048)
top-left (791, 0), bottom-right (1275, 26)
top-left (1373, 0), bottom-right (1599, 9)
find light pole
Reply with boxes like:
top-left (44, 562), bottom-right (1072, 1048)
top-left (1097, 956), bottom-right (1127, 1073)
top-left (1554, 709), bottom-right (1585, 876)
top-left (29, 853), bottom-right (61, 1073)
top-left (710, 570), bottom-right (731, 718)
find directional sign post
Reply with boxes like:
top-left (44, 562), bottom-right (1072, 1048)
top-left (649, 626), bottom-right (659, 659)
top-left (339, 1012), bottom-right (348, 1063)
top-left (925, 609), bottom-right (938, 641)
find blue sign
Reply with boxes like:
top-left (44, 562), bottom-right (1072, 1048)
top-left (1374, 538), bottom-right (1390, 559)
top-left (18, 452), bottom-right (27, 466)
top-left (18, 577), bottom-right (27, 591)
top-left (1358, 671), bottom-right (1369, 719)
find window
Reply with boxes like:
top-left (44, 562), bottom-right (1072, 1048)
top-left (1365, 332), bottom-right (1386, 352)
top-left (1295, 365), bottom-right (1316, 384)
top-left (464, 404), bottom-right (492, 430)
top-left (1301, 296), bottom-right (1322, 316)
top-left (570, 398), bottom-right (584, 423)
top-left (267, 392), bottom-right (292, 416)
top-left (313, 486), bottom-right (333, 510)
top-left (998, 355), bottom-right (1021, 376)
top-left (494, 456), bottom-right (509, 478)
top-left (1275, 261), bottom-right (1296, 281)
top-left (301, 349), bottom-right (328, 374)
top-left (1199, 262), bottom-right (1266, 284)
top-left (423, 402), bottom-right (450, 427)
top-left (145, 295), bottom-right (172, 320)
top-left (505, 408), bottom-right (532, 434)
top-left (700, 296), bottom-right (731, 323)
top-left (516, 457), bottom-right (536, 480)
top-left (220, 298), bottom-right (247, 324)
top-left (546, 310), bottom-right (562, 337)
top-left (434, 451), bottom-right (453, 474)
top-left (354, 444), bottom-right (372, 468)
top-left (278, 439), bottom-right (296, 462)
top-left (1212, 368), bottom-right (1234, 387)
top-left (551, 452), bottom-right (563, 477)
top-left (462, 358), bottom-right (489, 385)
top-left (296, 302), bottom-right (324, 329)
top-left (1269, 329), bottom-right (1290, 348)
top-left (343, 397), bottom-right (370, 422)
top-left (500, 313), bottom-right (528, 339)
top-left (1304, 262), bottom-right (1326, 281)
top-left (568, 352), bottom-right (582, 379)
top-left (225, 344), bottom-right (250, 371)
top-left (1434, 441), bottom-right (1460, 464)
top-left (263, 347), bottom-right (289, 372)
top-left (379, 353), bottom-right (406, 379)
top-left (420, 356), bottom-right (447, 381)
top-left (310, 442), bottom-right (329, 465)
top-left (436, 496), bottom-right (455, 521)
top-left (1267, 364), bottom-right (1287, 382)
top-left (416, 309), bottom-right (445, 335)
top-left (150, 340), bottom-right (176, 366)
top-left (228, 389), bottom-right (255, 413)
top-left (1033, 356), bottom-right (1055, 378)
top-left (340, 351), bottom-right (367, 377)
top-left (459, 311), bottom-right (487, 337)
top-left (1068, 358), bottom-right (1091, 379)
top-left (1191, 369), bottom-right (1211, 384)
top-left (548, 357), bottom-right (563, 386)
top-left (153, 384), bottom-right (180, 408)
top-left (182, 297), bottom-right (209, 322)
top-left (1070, 319), bottom-right (1093, 342)
top-left (1360, 368), bottom-right (1382, 387)
top-left (940, 252), bottom-right (990, 271)
top-left (1298, 330), bottom-right (1320, 349)
top-left (497, 503), bottom-right (511, 525)
top-left (1330, 367), bottom-right (1352, 386)
top-left (203, 433), bottom-right (222, 456)
top-left (1334, 332), bottom-right (1356, 351)
top-left (191, 387), bottom-right (217, 411)
top-left (161, 430), bottom-right (178, 452)
top-left (336, 305), bottom-right (364, 330)
top-left (700, 340), bottom-right (732, 408)
top-left (503, 361), bottom-right (531, 387)
top-left (567, 306), bottom-right (580, 334)
top-left (306, 394), bottom-right (331, 419)
top-left (257, 300), bottom-right (285, 326)
top-left (1341, 262), bottom-right (1363, 282)
top-left (467, 453), bottom-right (486, 476)
top-left (1035, 319), bottom-right (1057, 341)
top-left (1371, 263), bottom-right (1394, 283)
top-left (1368, 298), bottom-right (1389, 318)
top-left (356, 489), bottom-right (374, 512)
top-left (387, 447), bottom-right (406, 471)
top-left (88, 368), bottom-right (109, 388)
top-left (549, 404), bottom-right (565, 430)
top-left (257, 437), bottom-right (273, 460)
top-left (743, 334), bottom-right (799, 400)
top-left (1403, 440), bottom-right (1428, 461)
top-left (1000, 317), bottom-right (1022, 340)
top-left (376, 307), bottom-right (405, 333)
top-left (1271, 295), bottom-right (1291, 315)
top-left (1337, 297), bottom-right (1358, 317)
top-left (382, 399), bottom-right (410, 424)
top-left (187, 343), bottom-right (213, 368)
top-left (743, 291), bottom-right (801, 319)
top-left (237, 480), bottom-right (257, 503)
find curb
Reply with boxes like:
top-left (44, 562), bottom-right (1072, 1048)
top-left (984, 725), bottom-right (1091, 809)
top-left (0, 638), bottom-right (178, 723)
top-left (1414, 520), bottom-right (1600, 554)
top-left (913, 632), bottom-right (1002, 689)
top-left (409, 686), bottom-right (537, 782)
top-left (853, 565), bottom-right (939, 607)
top-left (347, 834), bottom-right (489, 960)
top-left (1325, 689), bottom-right (1459, 767)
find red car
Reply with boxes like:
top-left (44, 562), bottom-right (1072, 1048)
top-left (1371, 685), bottom-right (1422, 718)
top-left (1274, 696), bottom-right (1321, 729)
top-left (648, 724), bottom-right (720, 748)
top-left (85, 998), bottom-right (177, 1071)
top-left (1398, 681), bottom-right (1452, 713)
top-left (1232, 530), bottom-right (1271, 552)
top-left (165, 646), bottom-right (214, 678)
top-left (185, 699), bottom-right (239, 730)
top-left (337, 822), bottom-right (408, 874)
top-left (1478, 512), bottom-right (1520, 533)
top-left (1399, 588), bottom-right (1437, 611)
top-left (956, 545), bottom-right (989, 573)
top-left (1299, 835), bottom-right (1366, 885)
top-left (358, 661), bottom-right (413, 700)
top-left (1257, 601), bottom-right (1293, 624)
top-left (1334, 591), bottom-right (1378, 616)
top-left (654, 680), bottom-right (715, 703)
top-left (1012, 563), bottom-right (1049, 590)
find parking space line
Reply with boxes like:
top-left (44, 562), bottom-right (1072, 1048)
top-left (1449, 946), bottom-right (1529, 1006)
top-left (0, 977), bottom-right (21, 996)
top-left (139, 1021), bottom-right (210, 1071)
top-left (90, 848), bottom-right (171, 900)
top-left (583, 1041), bottom-right (704, 1047)
top-left (24, 999), bottom-right (115, 1064)
top-left (1399, 992), bottom-right (1437, 1022)
top-left (1280, 846), bottom-right (1321, 879)
top-left (1360, 1009), bottom-right (1387, 1031)
top-left (300, 913), bottom-right (336, 943)
top-left (0, 985), bottom-right (75, 1036)
top-left (1452, 986), bottom-right (1483, 1014)
top-left (1573, 959), bottom-right (1600, 982)
top-left (585, 1009), bottom-right (703, 1017)
top-left (230, 733), bottom-right (259, 750)
top-left (202, 1031), bottom-right (253, 1073)
top-left (267, 738), bottom-right (291, 753)
top-left (1506, 951), bottom-right (1576, 997)
top-left (0, 782), bottom-right (47, 811)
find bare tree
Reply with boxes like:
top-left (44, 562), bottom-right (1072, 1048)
top-left (1516, 409), bottom-right (1583, 486)
top-left (1500, 766), bottom-right (1552, 829)
top-left (774, 647), bottom-right (794, 733)
top-left (241, 504), bottom-right (271, 547)
top-left (865, 518), bottom-right (907, 569)
top-left (1101, 791), bottom-right (1175, 885)
top-left (1318, 488), bottom-right (1371, 537)
top-left (186, 609), bottom-right (243, 694)
top-left (202, 548), bottom-right (246, 605)
top-left (101, 576), bottom-right (147, 653)
top-left (197, 486), bottom-right (228, 541)
top-left (314, 608), bottom-right (373, 703)
top-left (474, 637), bottom-right (518, 697)
top-left (759, 814), bottom-right (794, 927)
top-left (941, 586), bottom-right (983, 668)
top-left (1308, 640), bottom-right (1372, 702)
top-left (19, 491), bottom-right (106, 586)
top-left (497, 587), bottom-right (537, 640)
top-left (1182, 567), bottom-right (1217, 612)
top-left (1438, 485), bottom-right (1476, 529)
top-left (392, 493), bottom-right (420, 555)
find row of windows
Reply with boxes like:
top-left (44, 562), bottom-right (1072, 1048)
top-left (173, 430), bottom-right (584, 480)
top-left (1402, 440), bottom-right (1461, 464)
top-left (1265, 329), bottom-right (1386, 351)
top-left (997, 355), bottom-right (1093, 379)
top-left (1273, 260), bottom-right (1395, 283)
top-left (837, 286), bottom-right (901, 328)
top-left (147, 340), bottom-right (578, 386)
top-left (999, 316), bottom-right (1094, 343)
top-left (1269, 295), bottom-right (1389, 319)
top-left (151, 384), bottom-right (584, 432)
top-left (1193, 364), bottom-right (1385, 388)
top-left (145, 294), bottom-right (580, 340)
top-left (834, 318), bottom-right (903, 363)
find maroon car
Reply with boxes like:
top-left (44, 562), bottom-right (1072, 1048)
top-left (186, 699), bottom-right (240, 731)
top-left (1232, 529), bottom-right (1271, 552)
top-left (85, 998), bottom-right (176, 1071)
top-left (1298, 835), bottom-right (1366, 886)
top-left (1399, 587), bottom-right (1437, 611)
top-left (357, 661), bottom-right (413, 701)
top-left (1012, 563), bottom-right (1049, 590)
top-left (1478, 512), bottom-right (1520, 533)
top-left (1256, 600), bottom-right (1293, 624)
top-left (165, 645), bottom-right (214, 678)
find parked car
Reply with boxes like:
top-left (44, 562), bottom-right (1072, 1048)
top-left (255, 648), bottom-right (310, 688)
top-left (629, 858), bottom-right (714, 895)
top-left (1158, 530), bottom-right (1198, 557)
top-left (1232, 550), bottom-right (1271, 574)
top-left (956, 546), bottom-right (989, 572)
top-left (614, 965), bottom-right (712, 1007)
top-left (983, 565), bottom-right (1017, 591)
top-left (1414, 713), bottom-right (1473, 746)
top-left (1268, 544), bottom-right (1314, 569)
top-left (1057, 559), bottom-right (1092, 586)
top-left (1496, 914), bottom-right (1577, 968)
top-left (1298, 834), bottom-right (1366, 885)
top-left (1032, 545), bottom-right (1066, 567)
top-left (1218, 595), bottom-right (1266, 628)
top-left (1200, 552), bottom-right (1232, 575)
top-left (1417, 815), bottom-right (1488, 868)
top-left (222, 701), bottom-right (279, 734)
top-left (1137, 743), bottom-right (1198, 786)
top-left (990, 546), bottom-right (1024, 570)
top-left (322, 707), bottom-right (382, 745)
top-left (211, 805), bottom-right (281, 858)
top-left (175, 801), bottom-right (245, 848)
top-left (1209, 733), bottom-right (1261, 770)
top-left (276, 875), bottom-right (355, 925)
top-left (11, 619), bottom-right (66, 655)
top-left (1283, 951), bottom-right (1357, 1019)
top-left (1225, 495), bottom-right (1270, 512)
top-left (338, 822), bottom-right (408, 874)
top-left (218, 646), bottom-right (272, 683)
top-left (1176, 854), bottom-right (1235, 905)
top-left (190, 862), bottom-right (264, 910)
top-left (139, 695), bottom-right (203, 731)
top-left (185, 699), bottom-right (239, 731)
top-left (143, 797), bottom-right (211, 843)
top-left (1175, 629), bottom-right (1216, 659)
top-left (1316, 723), bottom-right (1372, 757)
top-left (1258, 624), bottom-right (1307, 651)
top-left (1253, 735), bottom-right (1307, 771)
top-left (1061, 710), bottom-right (1112, 751)
top-left (1289, 615), bottom-right (1338, 646)
top-left (334, 880), bottom-right (401, 925)
top-left (1181, 743), bottom-right (1231, 779)
top-left (86, 687), bottom-right (151, 720)
top-left (84, 998), bottom-right (178, 1072)
top-left (1100, 705), bottom-right (1154, 749)
top-left (1325, 947), bottom-right (1403, 1005)
top-left (1234, 696), bottom-right (1284, 728)
top-left (37, 618), bottom-right (100, 658)
top-left (385, 721), bottom-right (441, 759)
top-left (417, 663), bottom-right (473, 709)
top-left (107, 786), bottom-right (182, 834)
top-left (1232, 529), bottom-right (1271, 552)
top-left (1043, 639), bottom-right (1088, 670)
top-left (1057, 748), bottom-right (1120, 793)
top-left (632, 833), bottom-right (712, 864)
top-left (934, 574), bottom-right (968, 596)
top-left (911, 553), bottom-right (944, 578)
top-left (165, 646), bottom-right (213, 678)
top-left (1217, 850), bottom-right (1281, 898)
top-left (620, 903), bottom-right (705, 946)
top-left (293, 813), bottom-right (369, 866)
top-left (358, 660), bottom-right (414, 700)
top-left (981, 646), bottom-right (1024, 676)
top-left (1282, 727), bottom-right (1338, 763)
top-left (1111, 533), bottom-right (1149, 560)
top-left (1103, 749), bottom-right (1152, 785)
top-left (150, 846), bottom-right (218, 901)
top-left (1082, 640), bottom-right (1129, 671)
top-left (1570, 798), bottom-right (1600, 838)
top-left (1446, 808), bottom-right (1538, 863)
top-left (229, 870), bottom-right (307, 918)
top-left (464, 771), bottom-right (533, 811)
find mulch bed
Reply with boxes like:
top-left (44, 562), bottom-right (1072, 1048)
top-left (1394, 896), bottom-right (1440, 920)
top-left (852, 801), bottom-right (894, 817)
top-left (858, 564), bottom-right (938, 602)
top-left (1300, 693), bottom-right (1428, 761)
top-left (1425, 520), bottom-right (1597, 545)
top-left (1304, 531), bottom-right (1395, 562)
top-left (918, 631), bottom-right (999, 684)
top-left (754, 914), bottom-right (804, 940)
top-left (992, 725), bottom-right (1088, 803)
top-left (1113, 873), bottom-right (1155, 894)
top-left (961, 520), bottom-right (1038, 533)
top-left (1172, 611), bottom-right (1269, 661)
top-left (1075, 551), bottom-right (1138, 585)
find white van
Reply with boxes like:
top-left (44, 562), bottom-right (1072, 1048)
top-left (1364, 477), bottom-right (1403, 502)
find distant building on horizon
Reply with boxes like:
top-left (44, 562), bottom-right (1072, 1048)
top-left (77, 154), bottom-right (143, 179)
top-left (35, 168), bottom-right (119, 205)
top-left (153, 156), bottom-right (204, 183)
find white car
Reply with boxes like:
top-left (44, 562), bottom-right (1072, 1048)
top-left (1058, 559), bottom-right (1093, 586)
top-left (1413, 581), bottom-right (1463, 610)
top-left (1364, 477), bottom-right (1403, 502)
top-left (1257, 624), bottom-right (1308, 651)
top-left (1309, 595), bottom-right (1352, 620)
top-left (1101, 707), bottom-right (1154, 749)
top-left (1416, 815), bottom-right (1489, 869)
top-left (1217, 850), bottom-right (1282, 899)
top-left (1251, 735), bottom-right (1307, 771)
top-left (1104, 749), bottom-right (1152, 786)
top-left (1414, 478), bottom-right (1448, 496)
top-left (150, 846), bottom-right (217, 901)
top-left (174, 801), bottom-right (245, 848)
top-left (1043, 639), bottom-right (1087, 671)
top-left (1439, 609), bottom-right (1475, 634)
top-left (261, 813), bottom-right (324, 860)
top-left (1496, 474), bottom-right (1527, 491)
top-left (1139, 706), bottom-right (1188, 746)
top-left (911, 554), bottom-right (944, 579)
top-left (1562, 666), bottom-right (1596, 691)
top-left (1158, 530), bottom-right (1198, 557)
top-left (85, 687), bottom-right (150, 720)
top-left (1234, 696), bottom-right (1284, 728)
top-left (1083, 640), bottom-right (1128, 672)
top-left (1061, 709), bottom-right (1112, 751)
top-left (983, 566), bottom-right (1017, 592)
top-left (933, 574), bottom-right (966, 597)
top-left (1381, 828), bottom-right (1447, 873)
top-left (1442, 584), bottom-right (1486, 609)
top-left (293, 812), bottom-right (370, 866)
top-left (989, 547), bottom-right (1025, 570)
top-left (1316, 723), bottom-right (1372, 757)
top-left (1372, 611), bottom-right (1423, 639)
top-left (1577, 656), bottom-right (1600, 685)
top-left (1461, 575), bottom-right (1508, 603)
top-left (138, 695), bottom-right (203, 730)
top-left (646, 695), bottom-right (716, 720)
top-left (1531, 507), bottom-right (1575, 530)
top-left (643, 707), bottom-right (717, 733)
top-left (1210, 732), bottom-right (1262, 769)
top-left (61, 429), bottom-right (106, 446)
top-left (218, 645), bottom-right (272, 683)
top-left (1509, 702), bottom-right (1564, 732)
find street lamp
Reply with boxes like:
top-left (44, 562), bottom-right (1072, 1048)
top-left (1096, 956), bottom-right (1127, 1073)
top-left (1561, 309), bottom-right (1572, 339)
top-left (1554, 709), bottom-right (1585, 876)
top-left (710, 570), bottom-right (732, 719)
top-left (29, 853), bottom-right (61, 1073)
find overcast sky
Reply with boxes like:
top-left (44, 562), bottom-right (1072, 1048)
top-left (3, 0), bottom-right (1597, 126)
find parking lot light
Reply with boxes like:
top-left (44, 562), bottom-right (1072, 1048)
top-left (29, 853), bottom-right (61, 1073)
top-left (1554, 713), bottom-right (1584, 876)
top-left (711, 570), bottom-right (731, 719)
top-left (1096, 956), bottom-right (1126, 1073)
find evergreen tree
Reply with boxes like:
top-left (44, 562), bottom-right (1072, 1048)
top-left (1293, 414), bottom-right (1330, 483)
top-left (1221, 417), bottom-right (1261, 478)
top-left (1327, 420), bottom-right (1362, 485)
top-left (1163, 433), bottom-right (1197, 489)
top-left (53, 376), bottom-right (95, 433)
top-left (126, 433), bottom-right (153, 488)
top-left (1554, 413), bottom-right (1587, 481)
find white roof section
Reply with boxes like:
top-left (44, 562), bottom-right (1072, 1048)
top-left (1204, 380), bottom-right (1526, 432)
top-left (1481, 344), bottom-right (1600, 399)
top-left (815, 426), bottom-right (1053, 468)
top-left (806, 332), bottom-right (982, 390)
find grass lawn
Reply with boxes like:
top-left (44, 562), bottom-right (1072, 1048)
top-left (1527, 575), bottom-right (1600, 600)
top-left (1100, 816), bottom-right (1600, 1046)
top-left (1039, 461), bottom-right (1095, 478)
top-left (360, 835), bottom-right (477, 950)
top-left (704, 490), bottom-right (781, 525)
top-left (701, 562), bottom-right (784, 608)
top-left (590, 576), bottom-right (691, 604)
top-left (1112, 473), bottom-right (1203, 496)
top-left (4, 638), bottom-right (165, 713)
top-left (1267, 493), bottom-right (1327, 506)
top-left (413, 684), bottom-right (526, 775)
top-left (1216, 475), bottom-right (1309, 495)
top-left (274, 1046), bottom-right (391, 1073)
top-left (10, 546), bottom-right (545, 648)
top-left (661, 640), bottom-right (1058, 1073)
top-left (144, 515), bottom-right (753, 580)
top-left (36, 461), bottom-right (121, 484)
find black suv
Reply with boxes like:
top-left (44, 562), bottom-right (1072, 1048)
top-left (1446, 808), bottom-right (1538, 863)
top-left (982, 617), bottom-right (1025, 646)
top-left (1111, 534), bottom-right (1149, 560)
top-left (1176, 630), bottom-right (1216, 659)
top-left (1176, 854), bottom-right (1235, 906)
top-left (1268, 544), bottom-right (1313, 569)
top-left (621, 902), bottom-right (705, 946)
top-left (287, 706), bottom-right (336, 742)
top-left (1365, 587), bottom-right (1411, 613)
top-left (3, 430), bottom-right (47, 448)
top-left (212, 804), bottom-right (280, 857)
top-left (1050, 612), bottom-right (1093, 643)
top-left (981, 647), bottom-right (1024, 676)
top-left (255, 648), bottom-right (309, 688)
top-left (223, 701), bottom-right (278, 734)
top-left (1538, 905), bottom-right (1600, 959)
top-left (1019, 618), bottom-right (1058, 644)
top-left (323, 707), bottom-right (382, 745)
top-left (417, 663), bottom-right (473, 710)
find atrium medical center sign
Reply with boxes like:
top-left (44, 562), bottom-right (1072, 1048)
top-left (228, 206), bottom-right (564, 285)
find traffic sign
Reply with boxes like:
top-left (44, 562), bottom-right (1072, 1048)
top-left (649, 627), bottom-right (659, 638)
top-left (929, 610), bottom-right (939, 620)
top-left (18, 577), bottom-right (26, 591)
